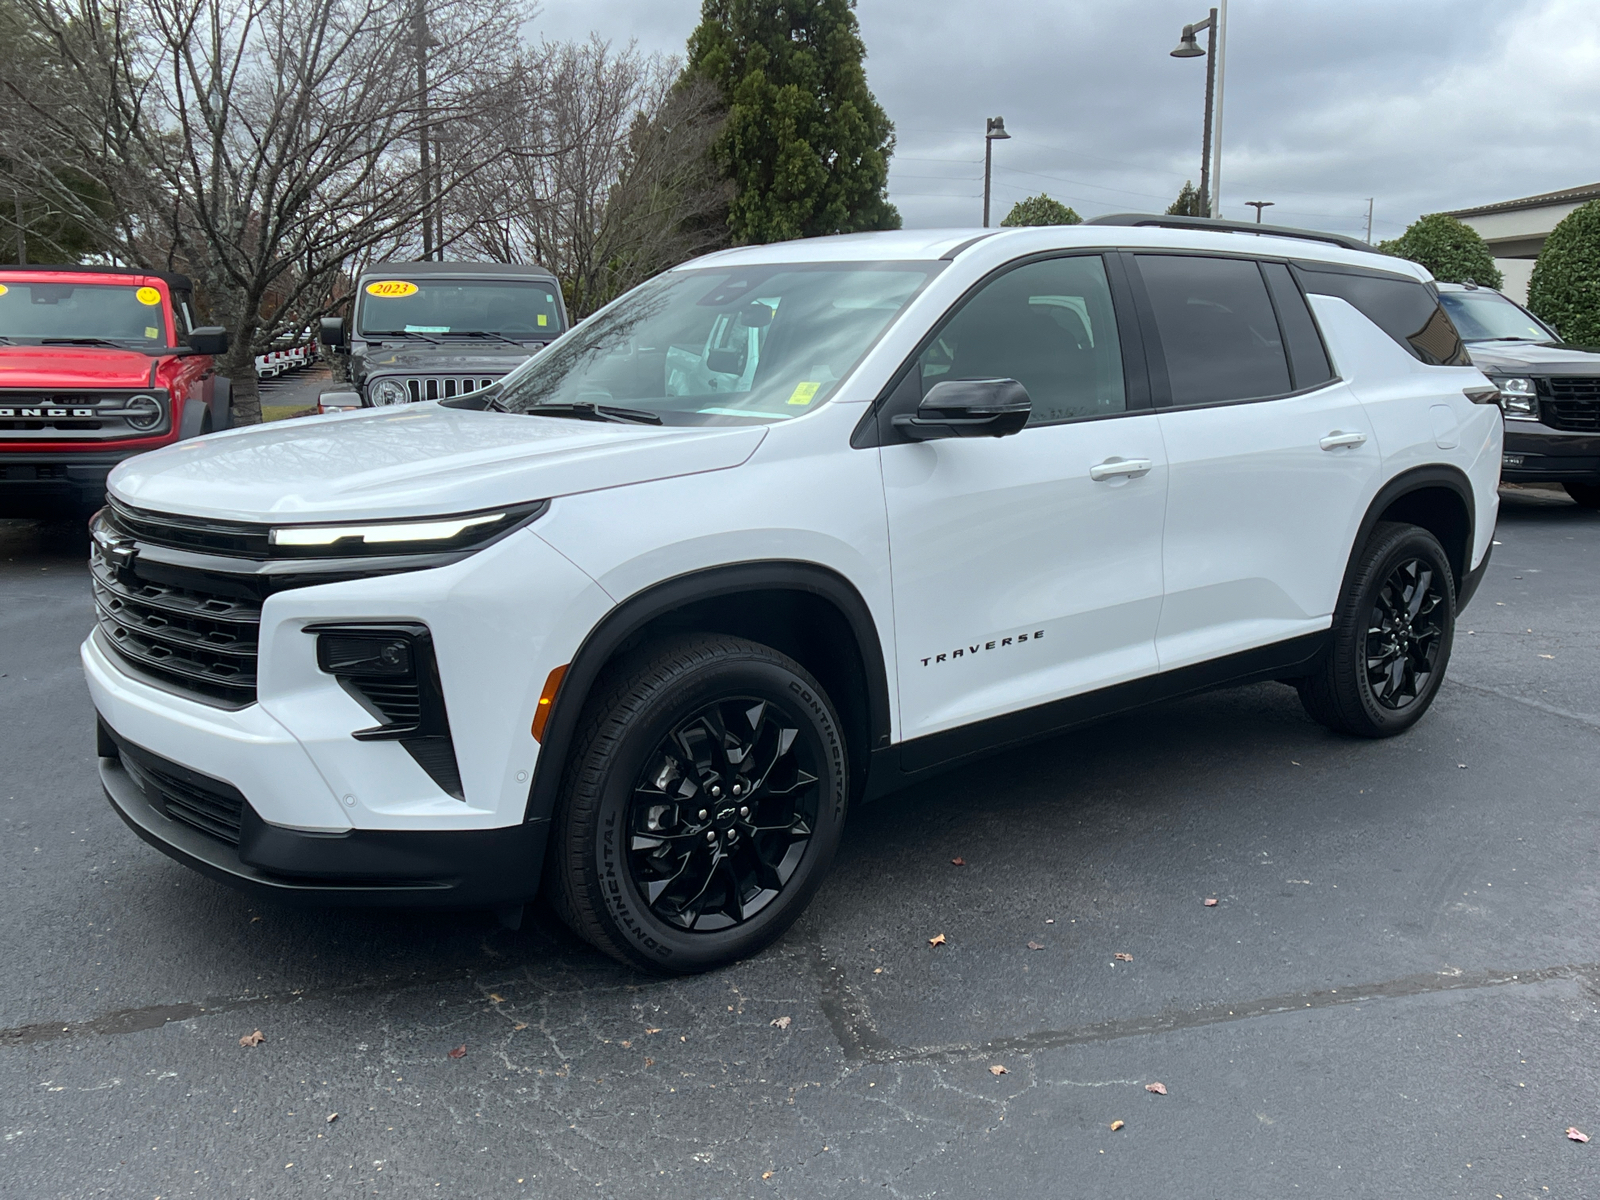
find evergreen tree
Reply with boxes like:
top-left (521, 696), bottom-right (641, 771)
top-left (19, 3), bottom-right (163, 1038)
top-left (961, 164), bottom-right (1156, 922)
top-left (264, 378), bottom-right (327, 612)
top-left (1378, 213), bottom-right (1502, 289)
top-left (1167, 180), bottom-right (1204, 216)
top-left (1001, 194), bottom-right (1081, 227)
top-left (1528, 200), bottom-right (1600, 345)
top-left (686, 0), bottom-right (899, 244)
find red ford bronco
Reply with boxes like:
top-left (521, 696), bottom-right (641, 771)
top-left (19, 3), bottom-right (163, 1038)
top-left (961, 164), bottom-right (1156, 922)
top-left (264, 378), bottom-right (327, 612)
top-left (0, 264), bottom-right (231, 518)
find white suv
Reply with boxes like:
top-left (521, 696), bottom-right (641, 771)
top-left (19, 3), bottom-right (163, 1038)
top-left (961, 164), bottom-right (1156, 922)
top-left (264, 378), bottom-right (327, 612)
top-left (84, 217), bottom-right (1502, 973)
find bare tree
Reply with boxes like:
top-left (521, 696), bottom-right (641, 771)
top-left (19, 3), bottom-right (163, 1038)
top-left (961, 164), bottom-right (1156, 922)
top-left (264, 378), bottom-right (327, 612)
top-left (0, 0), bottom-right (528, 423)
top-left (451, 39), bottom-right (729, 317)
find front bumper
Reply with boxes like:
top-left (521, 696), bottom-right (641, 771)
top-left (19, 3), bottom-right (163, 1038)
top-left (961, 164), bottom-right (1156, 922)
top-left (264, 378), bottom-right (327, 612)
top-left (100, 719), bottom-right (548, 908)
top-left (1501, 421), bottom-right (1600, 483)
top-left (0, 451), bottom-right (144, 515)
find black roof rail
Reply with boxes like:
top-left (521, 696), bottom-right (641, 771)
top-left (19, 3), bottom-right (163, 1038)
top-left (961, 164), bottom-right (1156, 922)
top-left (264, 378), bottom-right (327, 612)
top-left (1084, 213), bottom-right (1373, 254)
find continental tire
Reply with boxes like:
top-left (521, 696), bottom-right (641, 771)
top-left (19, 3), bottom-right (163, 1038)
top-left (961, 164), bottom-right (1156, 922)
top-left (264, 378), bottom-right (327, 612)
top-left (1297, 521), bottom-right (1457, 738)
top-left (546, 634), bottom-right (848, 974)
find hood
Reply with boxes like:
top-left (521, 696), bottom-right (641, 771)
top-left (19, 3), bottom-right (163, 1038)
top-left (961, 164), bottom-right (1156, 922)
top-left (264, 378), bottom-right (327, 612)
top-left (356, 342), bottom-right (542, 375)
top-left (108, 402), bottom-right (768, 522)
top-left (1464, 340), bottom-right (1600, 375)
top-left (0, 344), bottom-right (158, 389)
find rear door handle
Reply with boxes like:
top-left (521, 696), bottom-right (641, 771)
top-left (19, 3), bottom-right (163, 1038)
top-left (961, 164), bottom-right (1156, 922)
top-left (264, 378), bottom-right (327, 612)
top-left (1319, 431), bottom-right (1367, 451)
top-left (1089, 457), bottom-right (1153, 481)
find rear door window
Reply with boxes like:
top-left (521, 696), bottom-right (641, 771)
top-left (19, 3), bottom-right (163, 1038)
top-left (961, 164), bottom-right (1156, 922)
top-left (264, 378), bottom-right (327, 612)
top-left (1135, 255), bottom-right (1291, 406)
top-left (1294, 265), bottom-right (1470, 365)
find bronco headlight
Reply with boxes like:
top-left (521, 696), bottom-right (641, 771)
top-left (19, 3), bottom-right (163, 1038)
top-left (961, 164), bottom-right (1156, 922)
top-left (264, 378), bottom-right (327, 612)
top-left (1493, 377), bottom-right (1538, 418)
top-left (371, 378), bottom-right (409, 406)
top-left (266, 502), bottom-right (547, 557)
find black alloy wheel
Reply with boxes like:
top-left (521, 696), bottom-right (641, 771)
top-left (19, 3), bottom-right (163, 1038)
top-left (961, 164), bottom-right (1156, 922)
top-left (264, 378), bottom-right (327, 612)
top-left (1363, 557), bottom-right (1447, 710)
top-left (546, 634), bottom-right (847, 974)
top-left (1296, 521), bottom-right (1457, 737)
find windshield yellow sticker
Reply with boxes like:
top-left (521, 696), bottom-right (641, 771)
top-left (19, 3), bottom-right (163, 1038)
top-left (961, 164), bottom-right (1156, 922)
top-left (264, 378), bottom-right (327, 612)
top-left (787, 381), bottom-right (822, 406)
top-left (144, 326), bottom-right (159, 339)
top-left (538, 314), bottom-right (548, 326)
top-left (135, 286), bottom-right (162, 306)
top-left (0, 284), bottom-right (8, 296)
top-left (366, 280), bottom-right (419, 297)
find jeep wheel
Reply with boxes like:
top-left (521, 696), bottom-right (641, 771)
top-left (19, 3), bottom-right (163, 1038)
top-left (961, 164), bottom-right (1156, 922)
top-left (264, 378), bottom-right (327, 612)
top-left (1297, 521), bottom-right (1456, 738)
top-left (1564, 482), bottom-right (1600, 510)
top-left (546, 634), bottom-right (848, 974)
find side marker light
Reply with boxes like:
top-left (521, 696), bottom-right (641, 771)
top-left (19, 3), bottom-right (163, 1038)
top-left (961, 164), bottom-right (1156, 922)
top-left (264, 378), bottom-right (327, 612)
top-left (531, 664), bottom-right (569, 742)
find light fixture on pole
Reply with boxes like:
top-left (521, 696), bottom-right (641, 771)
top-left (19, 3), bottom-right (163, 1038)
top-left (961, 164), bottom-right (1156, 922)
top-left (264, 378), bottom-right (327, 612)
top-left (1246, 200), bottom-right (1273, 223)
top-left (1170, 5), bottom-right (1227, 218)
top-left (983, 116), bottom-right (1011, 228)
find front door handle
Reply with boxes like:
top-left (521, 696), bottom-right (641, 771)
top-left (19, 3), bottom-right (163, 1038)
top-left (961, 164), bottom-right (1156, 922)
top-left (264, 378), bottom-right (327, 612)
top-left (1089, 457), bottom-right (1154, 481)
top-left (1319, 431), bottom-right (1367, 451)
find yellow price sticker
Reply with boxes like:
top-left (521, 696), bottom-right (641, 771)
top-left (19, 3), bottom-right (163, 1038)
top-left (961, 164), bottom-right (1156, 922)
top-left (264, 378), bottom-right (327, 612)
top-left (144, 326), bottom-right (159, 340)
top-left (135, 286), bottom-right (162, 306)
top-left (365, 280), bottom-right (419, 298)
top-left (787, 381), bottom-right (822, 406)
top-left (538, 313), bottom-right (548, 326)
top-left (0, 284), bottom-right (8, 297)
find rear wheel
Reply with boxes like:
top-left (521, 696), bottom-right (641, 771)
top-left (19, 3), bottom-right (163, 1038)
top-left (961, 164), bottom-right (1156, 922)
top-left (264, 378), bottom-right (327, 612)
top-left (1297, 521), bottom-right (1456, 737)
top-left (1564, 482), bottom-right (1600, 510)
top-left (546, 634), bottom-right (848, 974)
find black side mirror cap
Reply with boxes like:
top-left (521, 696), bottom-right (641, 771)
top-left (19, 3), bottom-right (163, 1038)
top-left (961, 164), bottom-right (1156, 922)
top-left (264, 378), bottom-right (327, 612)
top-left (891, 378), bottom-right (1031, 441)
top-left (319, 316), bottom-right (347, 347)
top-left (188, 326), bottom-right (228, 356)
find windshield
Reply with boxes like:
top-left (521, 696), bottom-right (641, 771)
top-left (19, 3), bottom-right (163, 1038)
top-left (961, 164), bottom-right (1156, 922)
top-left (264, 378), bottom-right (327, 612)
top-left (1437, 290), bottom-right (1552, 342)
top-left (356, 278), bottom-right (563, 338)
top-left (496, 262), bottom-right (939, 425)
top-left (0, 280), bottom-right (170, 347)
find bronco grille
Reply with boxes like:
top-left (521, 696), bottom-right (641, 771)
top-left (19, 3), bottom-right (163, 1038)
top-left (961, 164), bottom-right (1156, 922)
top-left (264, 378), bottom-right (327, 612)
top-left (1542, 378), bottom-right (1600, 432)
top-left (0, 391), bottom-right (168, 439)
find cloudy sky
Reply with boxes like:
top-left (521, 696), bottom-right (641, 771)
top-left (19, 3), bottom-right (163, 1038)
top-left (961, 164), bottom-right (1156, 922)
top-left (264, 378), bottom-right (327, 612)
top-left (531, 0), bottom-right (1600, 241)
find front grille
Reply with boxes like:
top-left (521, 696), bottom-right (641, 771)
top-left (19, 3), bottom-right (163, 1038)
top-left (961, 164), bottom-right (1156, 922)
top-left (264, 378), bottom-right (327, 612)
top-left (1543, 378), bottom-right (1600, 432)
top-left (120, 743), bottom-right (246, 845)
top-left (107, 496), bottom-right (269, 557)
top-left (0, 391), bottom-right (168, 439)
top-left (375, 377), bottom-right (498, 405)
top-left (91, 552), bottom-right (261, 706)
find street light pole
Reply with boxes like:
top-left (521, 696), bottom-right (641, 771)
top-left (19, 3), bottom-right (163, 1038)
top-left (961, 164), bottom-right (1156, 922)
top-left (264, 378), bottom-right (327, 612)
top-left (1246, 200), bottom-right (1273, 223)
top-left (414, 0), bottom-right (434, 260)
top-left (983, 116), bottom-right (1010, 228)
top-left (1170, 8), bottom-right (1220, 218)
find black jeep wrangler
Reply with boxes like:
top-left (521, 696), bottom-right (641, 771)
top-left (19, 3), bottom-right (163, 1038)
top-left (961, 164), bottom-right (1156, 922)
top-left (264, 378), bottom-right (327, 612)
top-left (319, 261), bottom-right (566, 410)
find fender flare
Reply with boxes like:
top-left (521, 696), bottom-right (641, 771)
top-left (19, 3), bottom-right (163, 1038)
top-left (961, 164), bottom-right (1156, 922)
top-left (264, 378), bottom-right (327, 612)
top-left (523, 560), bottom-right (893, 823)
top-left (1342, 463), bottom-right (1476, 595)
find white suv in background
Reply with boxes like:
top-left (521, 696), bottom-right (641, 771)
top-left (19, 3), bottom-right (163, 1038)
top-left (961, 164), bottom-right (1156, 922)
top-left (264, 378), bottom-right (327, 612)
top-left (84, 216), bottom-right (1502, 973)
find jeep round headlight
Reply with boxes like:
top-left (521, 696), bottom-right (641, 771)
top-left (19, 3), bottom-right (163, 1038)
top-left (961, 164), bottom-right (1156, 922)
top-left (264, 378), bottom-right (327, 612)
top-left (124, 394), bottom-right (162, 430)
top-left (1492, 377), bottom-right (1538, 418)
top-left (371, 378), bottom-right (409, 406)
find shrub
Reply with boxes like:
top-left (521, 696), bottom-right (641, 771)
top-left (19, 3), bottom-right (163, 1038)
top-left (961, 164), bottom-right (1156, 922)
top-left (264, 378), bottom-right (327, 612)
top-left (1000, 194), bottom-right (1082, 227)
top-left (1167, 181), bottom-right (1204, 217)
top-left (1529, 200), bottom-right (1600, 344)
top-left (1379, 213), bottom-right (1502, 288)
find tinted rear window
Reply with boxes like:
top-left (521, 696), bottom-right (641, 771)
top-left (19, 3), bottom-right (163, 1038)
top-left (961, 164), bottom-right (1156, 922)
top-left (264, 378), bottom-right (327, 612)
top-left (1136, 255), bottom-right (1291, 406)
top-left (1295, 266), bottom-right (1470, 366)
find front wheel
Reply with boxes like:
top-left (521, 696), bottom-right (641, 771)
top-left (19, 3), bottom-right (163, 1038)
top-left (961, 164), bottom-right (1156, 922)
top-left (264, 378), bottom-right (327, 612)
top-left (546, 634), bottom-right (848, 974)
top-left (1297, 521), bottom-right (1456, 738)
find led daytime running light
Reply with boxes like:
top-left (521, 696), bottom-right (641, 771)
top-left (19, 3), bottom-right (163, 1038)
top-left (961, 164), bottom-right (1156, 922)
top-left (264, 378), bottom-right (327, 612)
top-left (270, 512), bottom-right (504, 547)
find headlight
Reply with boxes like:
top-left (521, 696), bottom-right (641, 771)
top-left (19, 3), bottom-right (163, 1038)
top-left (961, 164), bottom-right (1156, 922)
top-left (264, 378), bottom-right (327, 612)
top-left (266, 502), bottom-right (546, 557)
top-left (1493, 377), bottom-right (1538, 418)
top-left (124, 394), bottom-right (163, 430)
top-left (371, 378), bottom-right (410, 406)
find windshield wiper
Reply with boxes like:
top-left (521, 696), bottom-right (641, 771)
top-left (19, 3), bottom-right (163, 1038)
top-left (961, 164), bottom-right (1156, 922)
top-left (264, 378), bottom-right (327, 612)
top-left (525, 401), bottom-right (663, 426)
top-left (1470, 336), bottom-right (1543, 342)
top-left (448, 330), bottom-right (526, 346)
top-left (364, 329), bottom-right (441, 344)
top-left (42, 337), bottom-right (129, 348)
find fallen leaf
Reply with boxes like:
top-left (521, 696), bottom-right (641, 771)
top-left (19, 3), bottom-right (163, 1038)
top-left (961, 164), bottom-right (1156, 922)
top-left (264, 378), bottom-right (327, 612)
top-left (928, 933), bottom-right (947, 947)
top-left (1109, 1119), bottom-right (1125, 1131)
top-left (989, 1064), bottom-right (1008, 1076)
top-left (238, 1030), bottom-right (265, 1047)
top-left (644, 1058), bottom-right (655, 1067)
top-left (447, 1044), bottom-right (467, 1060)
top-left (873, 967), bottom-right (883, 974)
top-left (488, 993), bottom-right (504, 1003)
top-left (1045, 918), bottom-right (1055, 924)
top-left (771, 1016), bottom-right (792, 1030)
top-left (1145, 1082), bottom-right (1167, 1095)
top-left (950, 857), bottom-right (966, 866)
top-left (326, 1112), bottom-right (338, 1124)
top-left (645, 1028), bottom-right (661, 1034)
top-left (513, 1023), bottom-right (528, 1031)
top-left (1114, 952), bottom-right (1133, 962)
top-left (1539, 654), bottom-right (1555, 660)
top-left (1568, 1127), bottom-right (1589, 1143)
top-left (1027, 941), bottom-right (1045, 951)
top-left (763, 1171), bottom-right (774, 1180)
top-left (1203, 898), bottom-right (1219, 907)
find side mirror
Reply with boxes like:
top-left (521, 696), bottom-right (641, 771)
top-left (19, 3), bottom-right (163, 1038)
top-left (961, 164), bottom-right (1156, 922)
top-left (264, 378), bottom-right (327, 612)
top-left (891, 378), bottom-right (1031, 441)
top-left (317, 390), bottom-right (363, 414)
top-left (188, 326), bottom-right (228, 356)
top-left (319, 316), bottom-right (347, 347)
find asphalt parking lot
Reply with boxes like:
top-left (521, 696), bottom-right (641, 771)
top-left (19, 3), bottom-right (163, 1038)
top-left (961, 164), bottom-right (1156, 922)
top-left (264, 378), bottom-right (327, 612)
top-left (2, 485), bottom-right (1598, 1199)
